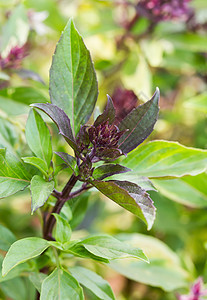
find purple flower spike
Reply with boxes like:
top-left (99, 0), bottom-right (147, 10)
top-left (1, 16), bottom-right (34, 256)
top-left (139, 0), bottom-right (192, 22)
top-left (178, 277), bottom-right (207, 300)
top-left (0, 45), bottom-right (28, 70)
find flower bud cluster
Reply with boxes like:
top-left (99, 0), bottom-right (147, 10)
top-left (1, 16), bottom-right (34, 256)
top-left (77, 120), bottom-right (125, 163)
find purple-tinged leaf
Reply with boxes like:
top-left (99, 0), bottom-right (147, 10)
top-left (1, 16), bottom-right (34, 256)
top-left (92, 180), bottom-right (156, 230)
top-left (94, 148), bottom-right (123, 162)
top-left (94, 95), bottom-right (115, 127)
top-left (93, 164), bottom-right (131, 180)
top-left (31, 103), bottom-right (77, 151)
top-left (118, 88), bottom-right (160, 154)
top-left (106, 173), bottom-right (157, 191)
top-left (15, 69), bottom-right (45, 84)
top-left (55, 152), bottom-right (78, 175)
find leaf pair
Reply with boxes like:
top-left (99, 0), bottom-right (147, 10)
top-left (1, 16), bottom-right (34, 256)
top-left (2, 234), bottom-right (148, 277)
top-left (1, 233), bottom-right (148, 300)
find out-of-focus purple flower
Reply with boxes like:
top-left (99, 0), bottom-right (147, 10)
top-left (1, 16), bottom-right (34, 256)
top-left (112, 87), bottom-right (138, 124)
top-left (0, 45), bottom-right (28, 70)
top-left (178, 277), bottom-right (207, 300)
top-left (138, 0), bottom-right (192, 22)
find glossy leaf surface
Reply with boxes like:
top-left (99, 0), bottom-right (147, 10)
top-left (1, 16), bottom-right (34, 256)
top-left (92, 180), bottom-right (155, 229)
top-left (30, 175), bottom-right (54, 214)
top-left (110, 233), bottom-right (188, 291)
top-left (122, 140), bottom-right (207, 178)
top-left (53, 213), bottom-right (72, 244)
top-left (70, 266), bottom-right (116, 300)
top-left (69, 234), bottom-right (148, 262)
top-left (26, 109), bottom-right (52, 168)
top-left (22, 156), bottom-right (48, 177)
top-left (92, 164), bottom-right (131, 180)
top-left (2, 237), bottom-right (49, 276)
top-left (153, 173), bottom-right (207, 208)
top-left (40, 268), bottom-right (84, 300)
top-left (0, 148), bottom-right (30, 198)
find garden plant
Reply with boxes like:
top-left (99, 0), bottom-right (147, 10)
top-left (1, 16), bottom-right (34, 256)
top-left (0, 1), bottom-right (207, 300)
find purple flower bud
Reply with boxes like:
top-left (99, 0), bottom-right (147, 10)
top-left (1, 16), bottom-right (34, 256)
top-left (138, 0), bottom-right (192, 22)
top-left (87, 120), bottom-right (126, 161)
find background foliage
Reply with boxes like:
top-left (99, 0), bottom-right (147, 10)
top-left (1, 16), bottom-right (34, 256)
top-left (0, 0), bottom-right (207, 299)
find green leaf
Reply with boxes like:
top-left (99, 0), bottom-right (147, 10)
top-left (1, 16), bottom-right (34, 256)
top-left (93, 164), bottom-right (131, 180)
top-left (0, 95), bottom-right (29, 115)
top-left (122, 140), bottom-right (207, 178)
top-left (0, 255), bottom-right (29, 283)
top-left (49, 19), bottom-right (98, 135)
top-left (92, 180), bottom-right (155, 230)
top-left (60, 202), bottom-right (73, 222)
top-left (0, 86), bottom-right (48, 105)
top-left (40, 268), bottom-right (84, 300)
top-left (22, 156), bottom-right (48, 177)
top-left (29, 272), bottom-right (47, 293)
top-left (118, 88), bottom-right (159, 153)
top-left (70, 192), bottom-right (89, 229)
top-left (0, 148), bottom-right (30, 198)
top-left (153, 173), bottom-right (207, 208)
top-left (70, 266), bottom-right (116, 300)
top-left (55, 152), bottom-right (78, 175)
top-left (31, 103), bottom-right (77, 151)
top-left (0, 276), bottom-right (28, 300)
top-left (70, 234), bottom-right (148, 262)
top-left (2, 237), bottom-right (49, 277)
top-left (165, 33), bottom-right (207, 53)
top-left (0, 4), bottom-right (29, 57)
top-left (107, 173), bottom-right (156, 191)
top-left (184, 93), bottom-right (207, 113)
top-left (26, 109), bottom-right (53, 168)
top-left (0, 118), bottom-right (19, 155)
top-left (110, 233), bottom-right (188, 291)
top-left (65, 241), bottom-right (109, 263)
top-left (94, 95), bottom-right (115, 126)
top-left (30, 175), bottom-right (54, 214)
top-left (53, 214), bottom-right (72, 244)
top-left (0, 225), bottom-right (16, 251)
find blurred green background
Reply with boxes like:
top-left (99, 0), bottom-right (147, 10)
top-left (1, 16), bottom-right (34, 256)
top-left (1, 0), bottom-right (207, 299)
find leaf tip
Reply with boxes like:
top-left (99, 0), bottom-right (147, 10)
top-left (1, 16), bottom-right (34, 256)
top-left (153, 87), bottom-right (160, 104)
